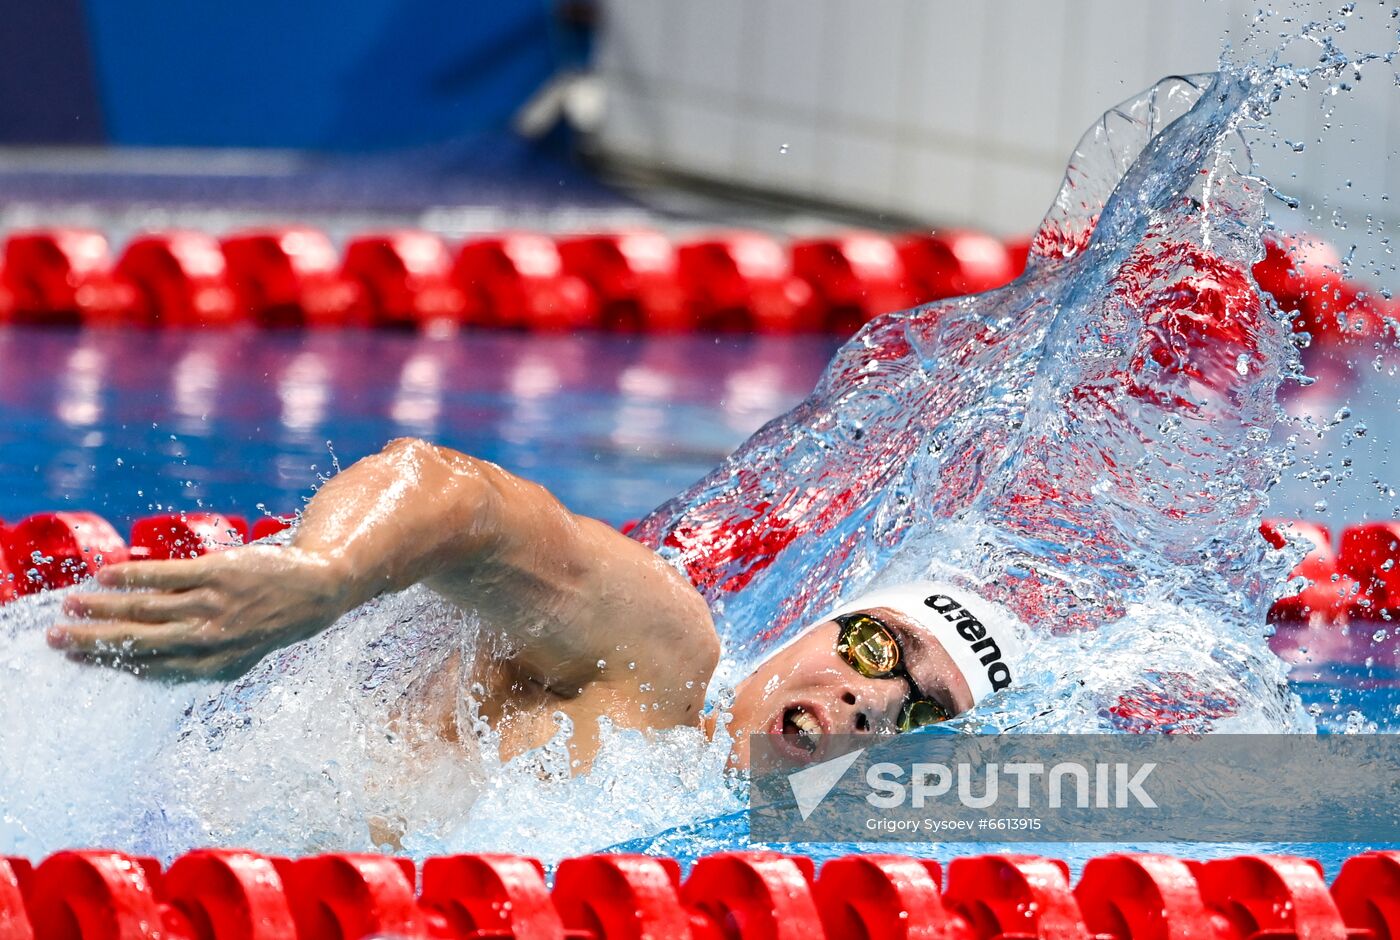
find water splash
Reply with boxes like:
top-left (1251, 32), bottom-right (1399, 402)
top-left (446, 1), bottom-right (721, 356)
top-left (0, 63), bottom-right (1385, 862)
top-left (636, 74), bottom-right (1300, 706)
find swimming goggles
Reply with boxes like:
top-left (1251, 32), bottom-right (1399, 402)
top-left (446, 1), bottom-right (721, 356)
top-left (834, 612), bottom-right (952, 732)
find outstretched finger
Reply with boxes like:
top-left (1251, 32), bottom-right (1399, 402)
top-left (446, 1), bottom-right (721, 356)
top-left (64, 589), bottom-right (216, 625)
top-left (96, 558), bottom-right (212, 591)
top-left (47, 619), bottom-right (214, 657)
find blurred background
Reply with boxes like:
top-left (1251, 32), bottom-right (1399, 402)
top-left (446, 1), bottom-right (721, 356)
top-left (0, 0), bottom-right (1394, 246)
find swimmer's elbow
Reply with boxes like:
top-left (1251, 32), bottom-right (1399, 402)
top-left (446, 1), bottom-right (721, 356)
top-left (374, 437), bottom-right (507, 546)
top-left (379, 438), bottom-right (495, 496)
top-left (380, 436), bottom-right (465, 474)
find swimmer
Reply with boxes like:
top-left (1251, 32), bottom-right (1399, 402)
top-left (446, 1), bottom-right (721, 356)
top-left (48, 437), bottom-right (1022, 769)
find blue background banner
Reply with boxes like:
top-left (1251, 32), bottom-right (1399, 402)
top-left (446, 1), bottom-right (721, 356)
top-left (0, 0), bottom-right (576, 150)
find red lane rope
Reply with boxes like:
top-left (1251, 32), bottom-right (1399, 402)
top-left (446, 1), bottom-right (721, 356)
top-left (0, 226), bottom-right (1392, 345)
top-left (2, 510), bottom-right (1393, 625)
top-left (0, 848), bottom-right (1396, 940)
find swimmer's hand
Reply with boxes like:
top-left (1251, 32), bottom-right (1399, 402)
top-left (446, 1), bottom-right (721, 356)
top-left (50, 545), bottom-right (349, 680)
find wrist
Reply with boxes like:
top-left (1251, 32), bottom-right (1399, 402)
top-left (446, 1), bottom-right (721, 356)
top-left (281, 544), bottom-right (358, 620)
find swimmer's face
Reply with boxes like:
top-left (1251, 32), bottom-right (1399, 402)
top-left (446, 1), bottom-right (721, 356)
top-left (726, 606), bottom-right (975, 770)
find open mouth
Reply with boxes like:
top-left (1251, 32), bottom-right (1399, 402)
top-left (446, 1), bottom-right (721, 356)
top-left (781, 705), bottom-right (823, 754)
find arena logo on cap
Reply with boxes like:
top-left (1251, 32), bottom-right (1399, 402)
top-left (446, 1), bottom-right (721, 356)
top-left (923, 592), bottom-right (1012, 691)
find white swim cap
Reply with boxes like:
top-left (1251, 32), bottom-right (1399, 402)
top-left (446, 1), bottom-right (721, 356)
top-left (823, 581), bottom-right (1027, 705)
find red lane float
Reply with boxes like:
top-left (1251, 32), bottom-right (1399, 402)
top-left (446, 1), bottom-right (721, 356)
top-left (1075, 853), bottom-right (1217, 940)
top-left (0, 262), bottom-right (13, 323)
top-left (553, 854), bottom-right (695, 939)
top-left (0, 857), bottom-right (31, 940)
top-left (24, 850), bottom-right (193, 940)
top-left (420, 853), bottom-right (565, 939)
top-left (0, 535), bottom-right (19, 604)
top-left (943, 854), bottom-right (1086, 940)
top-left (790, 233), bottom-right (914, 335)
top-left (129, 513), bottom-right (249, 561)
top-left (1261, 519), bottom-right (1349, 624)
top-left (1192, 855), bottom-right (1348, 940)
top-left (1, 850), bottom-right (1391, 940)
top-left (0, 512), bottom-right (129, 595)
top-left (340, 232), bottom-right (469, 331)
top-left (812, 855), bottom-right (948, 940)
top-left (251, 515), bottom-right (295, 542)
top-left (0, 511), bottom-right (294, 605)
top-left (1004, 236), bottom-right (1033, 278)
top-left (1338, 523), bottom-right (1400, 621)
top-left (115, 232), bottom-right (241, 328)
top-left (163, 849), bottom-right (298, 940)
top-left (1264, 518), bottom-right (1400, 624)
top-left (221, 228), bottom-right (361, 328)
top-left (675, 233), bottom-right (811, 333)
top-left (680, 853), bottom-right (821, 940)
top-left (0, 229), bottom-right (136, 326)
top-left (897, 230), bottom-right (1018, 304)
top-left (276, 854), bottom-right (423, 940)
top-left (452, 234), bottom-right (597, 331)
top-left (557, 231), bottom-right (690, 332)
top-left (1253, 235), bottom-right (1393, 349)
top-left (1332, 851), bottom-right (1400, 940)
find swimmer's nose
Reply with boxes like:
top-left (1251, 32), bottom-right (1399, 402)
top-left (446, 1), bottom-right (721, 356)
top-left (838, 686), bottom-right (901, 734)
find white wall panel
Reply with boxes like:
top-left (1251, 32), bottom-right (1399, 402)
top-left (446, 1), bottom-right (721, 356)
top-left (900, 144), bottom-right (983, 225)
top-left (663, 99), bottom-right (741, 177)
top-left (735, 115), bottom-right (822, 194)
top-left (824, 129), bottom-right (900, 209)
top-left (675, 0), bottom-right (750, 99)
top-left (593, 0), bottom-right (1400, 266)
top-left (827, 0), bottom-right (907, 128)
top-left (750, 1), bottom-right (829, 116)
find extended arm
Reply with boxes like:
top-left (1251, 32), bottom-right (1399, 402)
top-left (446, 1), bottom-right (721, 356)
top-left (51, 438), bottom-right (718, 717)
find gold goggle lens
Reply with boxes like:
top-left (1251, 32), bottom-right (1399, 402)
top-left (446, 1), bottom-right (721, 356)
top-left (836, 614), bottom-right (900, 677)
top-left (898, 698), bottom-right (951, 732)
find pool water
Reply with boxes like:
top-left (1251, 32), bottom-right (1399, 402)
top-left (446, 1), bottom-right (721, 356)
top-left (0, 327), bottom-right (836, 530)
